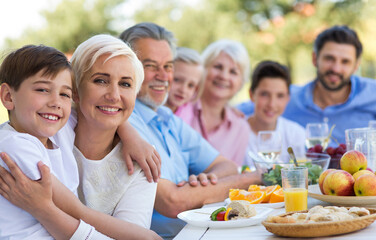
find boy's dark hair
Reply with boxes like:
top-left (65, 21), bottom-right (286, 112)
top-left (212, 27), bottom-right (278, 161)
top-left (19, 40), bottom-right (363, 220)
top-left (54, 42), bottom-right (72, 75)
top-left (250, 60), bottom-right (291, 93)
top-left (0, 45), bottom-right (73, 91)
top-left (314, 25), bottom-right (362, 59)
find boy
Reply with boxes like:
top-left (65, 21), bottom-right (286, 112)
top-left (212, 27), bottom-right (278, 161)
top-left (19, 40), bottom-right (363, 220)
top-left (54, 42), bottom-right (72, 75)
top-left (0, 45), bottom-right (84, 239)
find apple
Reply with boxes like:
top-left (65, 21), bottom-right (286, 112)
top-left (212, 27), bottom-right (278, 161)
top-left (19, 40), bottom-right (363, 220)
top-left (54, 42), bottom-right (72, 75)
top-left (354, 174), bottom-right (376, 196)
top-left (318, 169), bottom-right (336, 194)
top-left (323, 170), bottom-right (355, 196)
top-left (353, 169), bottom-right (374, 181)
top-left (340, 150), bottom-right (367, 175)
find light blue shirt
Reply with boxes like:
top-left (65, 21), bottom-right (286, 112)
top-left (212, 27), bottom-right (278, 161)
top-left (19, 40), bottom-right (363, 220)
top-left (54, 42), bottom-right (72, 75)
top-left (238, 76), bottom-right (376, 146)
top-left (129, 100), bottom-right (219, 239)
top-left (284, 76), bottom-right (376, 146)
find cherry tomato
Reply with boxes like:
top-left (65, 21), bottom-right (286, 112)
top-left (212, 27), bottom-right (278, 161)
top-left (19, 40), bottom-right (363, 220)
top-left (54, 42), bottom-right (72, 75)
top-left (216, 211), bottom-right (226, 221)
top-left (210, 207), bottom-right (226, 221)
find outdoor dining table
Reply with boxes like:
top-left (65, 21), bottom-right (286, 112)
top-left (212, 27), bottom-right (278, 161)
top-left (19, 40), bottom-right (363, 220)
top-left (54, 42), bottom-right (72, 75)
top-left (174, 196), bottom-right (376, 240)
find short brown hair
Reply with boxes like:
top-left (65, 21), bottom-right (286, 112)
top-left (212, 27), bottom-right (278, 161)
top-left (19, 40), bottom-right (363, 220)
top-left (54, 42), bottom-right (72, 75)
top-left (0, 45), bottom-right (73, 91)
top-left (250, 60), bottom-right (291, 93)
top-left (314, 25), bottom-right (362, 59)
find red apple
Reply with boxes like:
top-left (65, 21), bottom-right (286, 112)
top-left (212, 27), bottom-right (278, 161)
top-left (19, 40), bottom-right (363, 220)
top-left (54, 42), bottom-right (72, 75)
top-left (323, 170), bottom-right (355, 196)
top-left (353, 169), bottom-right (374, 181)
top-left (318, 169), bottom-right (336, 194)
top-left (354, 174), bottom-right (376, 196)
top-left (340, 150), bottom-right (367, 174)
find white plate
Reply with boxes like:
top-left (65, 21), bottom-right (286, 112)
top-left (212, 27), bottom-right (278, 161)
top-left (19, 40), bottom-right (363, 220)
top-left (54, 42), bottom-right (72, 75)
top-left (308, 184), bottom-right (376, 207)
top-left (224, 198), bottom-right (284, 209)
top-left (177, 206), bottom-right (273, 228)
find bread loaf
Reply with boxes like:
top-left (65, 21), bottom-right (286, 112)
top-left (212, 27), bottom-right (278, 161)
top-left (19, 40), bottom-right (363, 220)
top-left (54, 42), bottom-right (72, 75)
top-left (227, 200), bottom-right (257, 220)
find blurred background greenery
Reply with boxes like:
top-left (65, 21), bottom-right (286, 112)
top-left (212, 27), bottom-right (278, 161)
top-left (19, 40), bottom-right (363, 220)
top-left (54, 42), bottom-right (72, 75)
top-left (1, 0), bottom-right (376, 123)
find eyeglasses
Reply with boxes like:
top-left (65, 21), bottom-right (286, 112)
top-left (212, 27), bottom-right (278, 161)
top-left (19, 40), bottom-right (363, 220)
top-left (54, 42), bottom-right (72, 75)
top-left (143, 61), bottom-right (174, 73)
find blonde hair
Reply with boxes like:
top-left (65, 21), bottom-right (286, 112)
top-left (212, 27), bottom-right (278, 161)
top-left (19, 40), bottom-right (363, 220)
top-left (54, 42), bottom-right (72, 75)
top-left (71, 34), bottom-right (144, 93)
top-left (174, 47), bottom-right (204, 101)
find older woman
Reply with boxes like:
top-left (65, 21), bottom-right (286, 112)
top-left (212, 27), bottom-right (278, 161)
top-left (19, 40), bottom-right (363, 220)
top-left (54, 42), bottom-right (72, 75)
top-left (0, 35), bottom-right (160, 239)
top-left (179, 40), bottom-right (251, 166)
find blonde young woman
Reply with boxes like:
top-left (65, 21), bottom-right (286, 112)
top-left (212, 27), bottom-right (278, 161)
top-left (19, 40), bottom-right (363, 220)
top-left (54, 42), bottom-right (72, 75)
top-left (179, 40), bottom-right (251, 166)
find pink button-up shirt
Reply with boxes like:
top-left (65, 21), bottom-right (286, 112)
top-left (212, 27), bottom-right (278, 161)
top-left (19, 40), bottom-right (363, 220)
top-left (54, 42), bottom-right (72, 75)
top-left (176, 101), bottom-right (250, 166)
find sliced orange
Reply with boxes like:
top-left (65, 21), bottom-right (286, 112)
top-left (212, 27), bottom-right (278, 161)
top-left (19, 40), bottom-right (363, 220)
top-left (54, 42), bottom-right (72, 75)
top-left (248, 185), bottom-right (261, 192)
top-left (244, 191), bottom-right (266, 204)
top-left (260, 185), bottom-right (281, 203)
top-left (269, 188), bottom-right (284, 203)
top-left (229, 189), bottom-right (249, 201)
top-left (229, 189), bottom-right (240, 200)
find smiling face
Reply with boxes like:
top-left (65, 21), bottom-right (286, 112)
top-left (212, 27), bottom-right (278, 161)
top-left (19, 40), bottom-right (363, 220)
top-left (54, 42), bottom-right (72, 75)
top-left (313, 41), bottom-right (360, 91)
top-left (250, 77), bottom-right (290, 126)
top-left (203, 52), bottom-right (242, 101)
top-left (2, 69), bottom-right (72, 146)
top-left (76, 54), bottom-right (136, 131)
top-left (166, 61), bottom-right (202, 111)
top-left (133, 38), bottom-right (174, 110)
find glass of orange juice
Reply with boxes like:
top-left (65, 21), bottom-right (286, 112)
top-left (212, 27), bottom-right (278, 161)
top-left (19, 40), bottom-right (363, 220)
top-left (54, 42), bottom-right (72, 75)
top-left (281, 167), bottom-right (308, 212)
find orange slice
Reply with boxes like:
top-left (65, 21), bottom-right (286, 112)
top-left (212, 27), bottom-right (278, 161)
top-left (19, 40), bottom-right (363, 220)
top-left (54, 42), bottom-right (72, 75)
top-left (229, 189), bottom-right (249, 201)
top-left (260, 185), bottom-right (281, 203)
top-left (269, 188), bottom-right (284, 203)
top-left (229, 189), bottom-right (240, 200)
top-left (244, 191), bottom-right (266, 204)
top-left (248, 185), bottom-right (261, 192)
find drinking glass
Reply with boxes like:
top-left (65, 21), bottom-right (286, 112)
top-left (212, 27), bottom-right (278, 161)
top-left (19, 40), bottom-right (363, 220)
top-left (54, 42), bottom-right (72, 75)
top-left (281, 167), bottom-right (308, 212)
top-left (345, 127), bottom-right (376, 171)
top-left (305, 123), bottom-right (329, 150)
top-left (257, 131), bottom-right (282, 163)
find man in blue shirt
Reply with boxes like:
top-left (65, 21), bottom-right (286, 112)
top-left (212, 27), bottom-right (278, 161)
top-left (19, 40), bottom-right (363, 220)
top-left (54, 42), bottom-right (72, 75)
top-left (238, 25), bottom-right (376, 146)
top-left (119, 23), bottom-right (261, 239)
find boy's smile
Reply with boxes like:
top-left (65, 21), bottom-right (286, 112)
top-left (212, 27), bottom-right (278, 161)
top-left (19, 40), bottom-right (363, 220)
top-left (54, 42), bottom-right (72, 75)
top-left (250, 77), bottom-right (290, 128)
top-left (4, 68), bottom-right (72, 147)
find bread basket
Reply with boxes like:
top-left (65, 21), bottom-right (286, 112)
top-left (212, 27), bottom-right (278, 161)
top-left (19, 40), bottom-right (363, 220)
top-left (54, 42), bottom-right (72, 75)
top-left (262, 208), bottom-right (376, 237)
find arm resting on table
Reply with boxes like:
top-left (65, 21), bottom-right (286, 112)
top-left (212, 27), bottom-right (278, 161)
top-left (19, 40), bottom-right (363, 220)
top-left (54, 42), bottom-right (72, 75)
top-left (155, 172), bottom-right (261, 218)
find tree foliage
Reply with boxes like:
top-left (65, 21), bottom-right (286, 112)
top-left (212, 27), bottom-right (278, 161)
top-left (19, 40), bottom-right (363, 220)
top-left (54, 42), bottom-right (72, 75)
top-left (132, 0), bottom-right (375, 84)
top-left (3, 0), bottom-right (124, 53)
top-left (2, 0), bottom-right (376, 103)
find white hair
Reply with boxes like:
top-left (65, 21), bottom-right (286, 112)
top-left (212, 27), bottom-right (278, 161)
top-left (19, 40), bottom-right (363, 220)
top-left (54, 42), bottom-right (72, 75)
top-left (201, 39), bottom-right (250, 86)
top-left (119, 22), bottom-right (177, 58)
